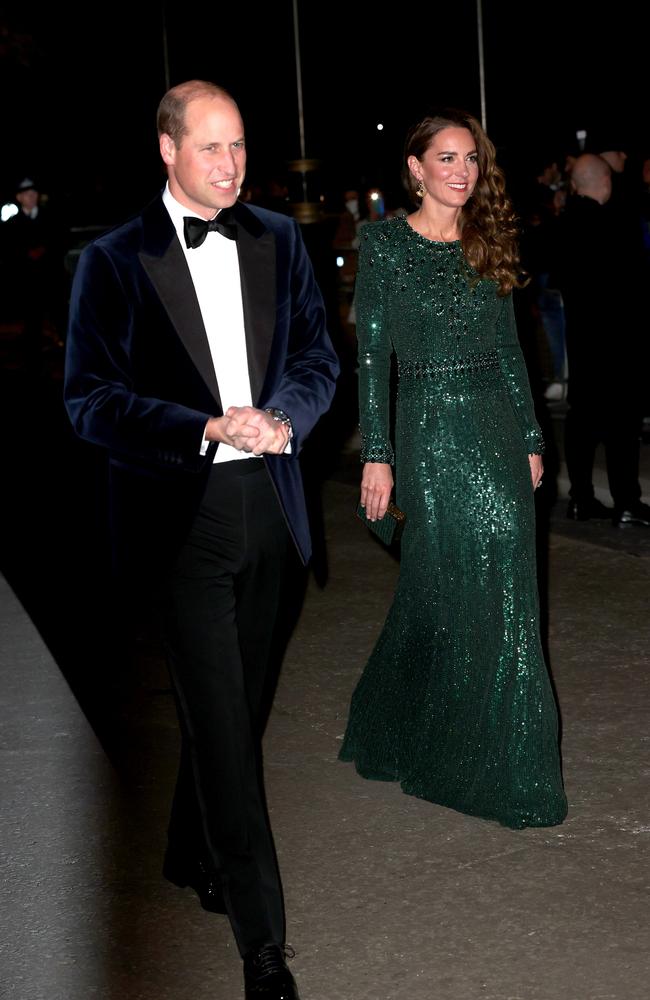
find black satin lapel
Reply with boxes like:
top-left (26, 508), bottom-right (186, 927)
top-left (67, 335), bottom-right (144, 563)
top-left (237, 226), bottom-right (276, 405)
top-left (140, 240), bottom-right (222, 409)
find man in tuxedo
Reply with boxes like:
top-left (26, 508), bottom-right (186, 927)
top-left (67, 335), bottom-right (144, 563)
top-left (64, 80), bottom-right (339, 999)
top-left (553, 153), bottom-right (650, 527)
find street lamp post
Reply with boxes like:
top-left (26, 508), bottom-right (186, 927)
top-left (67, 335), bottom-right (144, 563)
top-left (476, 0), bottom-right (487, 131)
top-left (288, 0), bottom-right (322, 223)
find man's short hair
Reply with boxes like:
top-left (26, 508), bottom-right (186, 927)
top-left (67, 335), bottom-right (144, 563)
top-left (156, 80), bottom-right (238, 147)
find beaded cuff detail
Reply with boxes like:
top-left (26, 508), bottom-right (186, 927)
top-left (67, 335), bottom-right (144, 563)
top-left (525, 431), bottom-right (545, 455)
top-left (360, 435), bottom-right (394, 465)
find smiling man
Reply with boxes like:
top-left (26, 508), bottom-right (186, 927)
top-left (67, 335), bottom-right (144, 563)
top-left (64, 80), bottom-right (339, 999)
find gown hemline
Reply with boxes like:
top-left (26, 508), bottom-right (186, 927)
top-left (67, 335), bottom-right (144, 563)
top-left (339, 749), bottom-right (568, 830)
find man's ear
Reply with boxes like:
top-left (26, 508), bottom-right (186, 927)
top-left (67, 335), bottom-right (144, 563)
top-left (159, 133), bottom-right (176, 166)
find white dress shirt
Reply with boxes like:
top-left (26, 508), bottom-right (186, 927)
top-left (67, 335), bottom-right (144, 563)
top-left (163, 184), bottom-right (253, 464)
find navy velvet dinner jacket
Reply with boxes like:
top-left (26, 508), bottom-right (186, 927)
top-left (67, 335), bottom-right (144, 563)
top-left (64, 195), bottom-right (339, 581)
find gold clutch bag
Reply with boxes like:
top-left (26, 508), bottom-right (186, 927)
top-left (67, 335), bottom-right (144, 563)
top-left (356, 500), bottom-right (406, 546)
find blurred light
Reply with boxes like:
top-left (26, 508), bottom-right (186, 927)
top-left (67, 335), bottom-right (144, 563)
top-left (1, 202), bottom-right (19, 222)
top-left (370, 191), bottom-right (380, 202)
top-left (336, 256), bottom-right (344, 268)
top-left (376, 123), bottom-right (384, 131)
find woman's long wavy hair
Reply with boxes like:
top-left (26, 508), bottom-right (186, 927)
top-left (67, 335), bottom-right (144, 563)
top-left (402, 109), bottom-right (524, 295)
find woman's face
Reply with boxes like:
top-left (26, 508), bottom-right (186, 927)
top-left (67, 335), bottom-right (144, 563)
top-left (409, 127), bottom-right (479, 209)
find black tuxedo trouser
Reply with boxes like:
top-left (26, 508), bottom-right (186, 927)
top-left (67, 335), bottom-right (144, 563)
top-left (564, 389), bottom-right (641, 508)
top-left (161, 458), bottom-right (291, 956)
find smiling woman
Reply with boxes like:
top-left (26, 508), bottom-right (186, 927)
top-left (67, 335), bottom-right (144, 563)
top-left (402, 108), bottom-right (522, 294)
top-left (339, 107), bottom-right (568, 830)
top-left (407, 127), bottom-right (479, 233)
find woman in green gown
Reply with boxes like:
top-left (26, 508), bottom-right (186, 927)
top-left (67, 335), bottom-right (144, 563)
top-left (339, 109), bottom-right (568, 829)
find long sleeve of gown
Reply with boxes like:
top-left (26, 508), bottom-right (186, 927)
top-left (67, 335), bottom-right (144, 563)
top-left (355, 227), bottom-right (394, 464)
top-left (495, 293), bottom-right (544, 454)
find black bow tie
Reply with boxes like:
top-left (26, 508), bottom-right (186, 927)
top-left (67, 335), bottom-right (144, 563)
top-left (183, 211), bottom-right (238, 249)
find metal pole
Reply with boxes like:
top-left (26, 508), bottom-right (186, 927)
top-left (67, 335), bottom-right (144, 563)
top-left (292, 0), bottom-right (308, 201)
top-left (476, 0), bottom-right (487, 131)
top-left (162, 2), bottom-right (171, 92)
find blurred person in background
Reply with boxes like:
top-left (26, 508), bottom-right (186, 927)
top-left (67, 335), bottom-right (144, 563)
top-left (553, 153), bottom-right (650, 526)
top-left (1, 176), bottom-right (67, 370)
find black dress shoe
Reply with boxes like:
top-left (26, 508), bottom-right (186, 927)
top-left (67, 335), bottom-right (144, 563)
top-left (566, 498), bottom-right (613, 521)
top-left (162, 849), bottom-right (227, 913)
top-left (612, 501), bottom-right (650, 527)
top-left (244, 944), bottom-right (300, 999)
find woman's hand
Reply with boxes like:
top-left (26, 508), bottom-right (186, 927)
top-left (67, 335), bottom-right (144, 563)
top-left (528, 453), bottom-right (543, 491)
top-left (360, 462), bottom-right (394, 521)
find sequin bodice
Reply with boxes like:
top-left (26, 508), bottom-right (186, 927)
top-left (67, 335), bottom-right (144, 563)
top-left (356, 217), bottom-right (543, 464)
top-left (340, 217), bottom-right (567, 830)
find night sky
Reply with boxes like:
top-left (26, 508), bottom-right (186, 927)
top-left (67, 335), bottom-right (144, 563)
top-left (2, 1), bottom-right (649, 223)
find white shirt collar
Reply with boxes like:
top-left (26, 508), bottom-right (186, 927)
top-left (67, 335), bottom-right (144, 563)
top-left (162, 183), bottom-right (224, 241)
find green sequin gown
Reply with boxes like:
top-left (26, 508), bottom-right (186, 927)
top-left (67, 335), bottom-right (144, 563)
top-left (339, 218), bottom-right (568, 829)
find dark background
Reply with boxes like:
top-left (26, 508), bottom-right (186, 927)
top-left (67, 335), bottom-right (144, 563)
top-left (2, 1), bottom-right (650, 222)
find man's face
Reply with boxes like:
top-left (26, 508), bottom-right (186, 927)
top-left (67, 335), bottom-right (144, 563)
top-left (17, 188), bottom-right (38, 212)
top-left (160, 95), bottom-right (246, 218)
top-left (538, 162), bottom-right (560, 187)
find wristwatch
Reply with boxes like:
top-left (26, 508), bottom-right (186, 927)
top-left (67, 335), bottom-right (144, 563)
top-left (264, 407), bottom-right (293, 439)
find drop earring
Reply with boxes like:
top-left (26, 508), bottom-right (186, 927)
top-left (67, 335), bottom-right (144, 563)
top-left (416, 180), bottom-right (425, 199)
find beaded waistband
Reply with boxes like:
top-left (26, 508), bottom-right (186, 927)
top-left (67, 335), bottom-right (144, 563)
top-left (398, 351), bottom-right (499, 379)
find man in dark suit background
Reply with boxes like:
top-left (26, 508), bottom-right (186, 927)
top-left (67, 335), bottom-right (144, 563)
top-left (1, 176), bottom-right (67, 369)
top-left (553, 152), bottom-right (650, 528)
top-left (64, 80), bottom-right (339, 1000)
